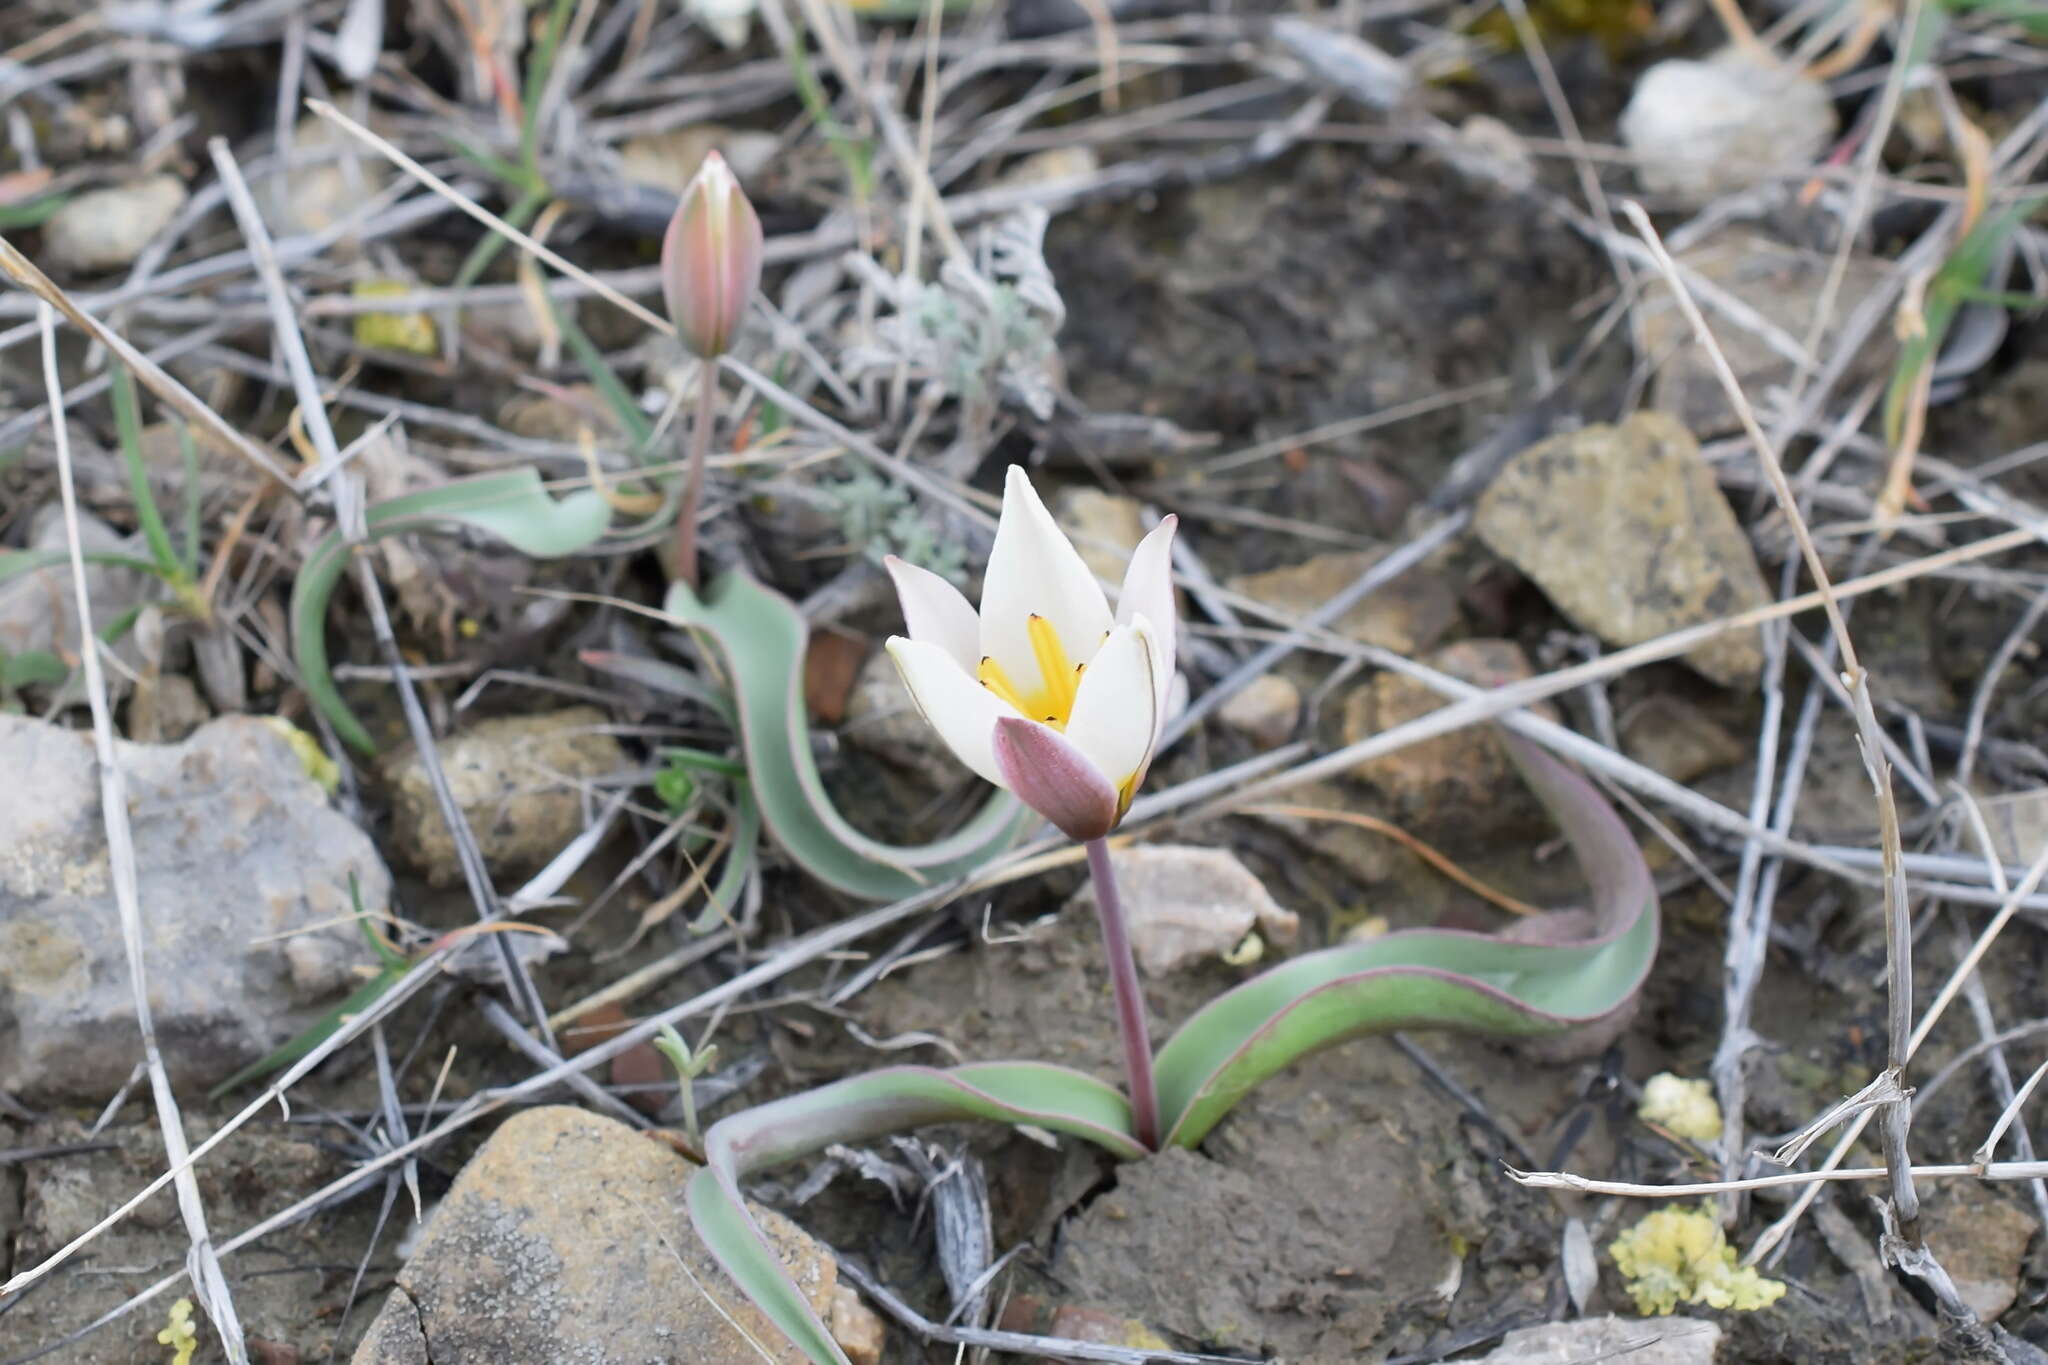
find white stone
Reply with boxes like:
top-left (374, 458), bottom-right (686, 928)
top-left (1217, 674), bottom-right (1301, 750)
top-left (1065, 844), bottom-right (1298, 976)
top-left (40, 174), bottom-right (187, 273)
top-left (0, 715), bottom-right (388, 1100)
top-left (1477, 1315), bottom-right (1720, 1364)
top-left (1620, 50), bottom-right (1836, 206)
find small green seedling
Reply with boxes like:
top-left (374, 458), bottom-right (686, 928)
top-left (653, 1023), bottom-right (721, 1150)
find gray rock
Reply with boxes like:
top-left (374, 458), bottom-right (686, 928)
top-left (1475, 1315), bottom-right (1721, 1363)
top-left (1640, 229), bottom-right (1892, 436)
top-left (1051, 486), bottom-right (1147, 585)
top-left (263, 116), bottom-right (389, 241)
top-left (1920, 1182), bottom-right (2033, 1322)
top-left (1620, 694), bottom-right (1746, 783)
top-left (0, 715), bottom-right (387, 1100)
top-left (619, 126), bottom-right (780, 192)
top-left (39, 174), bottom-right (188, 274)
top-left (353, 1105), bottom-right (862, 1365)
top-left (1065, 844), bottom-right (1298, 976)
top-left (127, 670), bottom-right (210, 743)
top-left (0, 504), bottom-right (152, 675)
top-left (1341, 640), bottom-right (1557, 829)
top-left (1218, 673), bottom-right (1301, 750)
top-left (1978, 786), bottom-right (2048, 868)
top-left (1228, 549), bottom-right (1458, 657)
top-left (1474, 412), bottom-right (1771, 688)
top-left (842, 649), bottom-right (970, 790)
top-left (378, 706), bottom-right (625, 886)
top-left (1620, 49), bottom-right (1835, 206)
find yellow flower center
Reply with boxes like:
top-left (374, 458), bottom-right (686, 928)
top-left (979, 614), bottom-right (1084, 729)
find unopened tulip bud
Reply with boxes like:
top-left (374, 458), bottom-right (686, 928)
top-left (991, 715), bottom-right (1121, 841)
top-left (661, 150), bottom-right (763, 359)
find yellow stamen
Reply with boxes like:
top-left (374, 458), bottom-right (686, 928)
top-left (978, 656), bottom-right (1031, 715)
top-left (1027, 615), bottom-right (1079, 719)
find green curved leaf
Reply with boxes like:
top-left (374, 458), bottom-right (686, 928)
top-left (660, 573), bottom-right (1036, 899)
top-left (292, 470), bottom-right (611, 753)
top-left (690, 779), bottom-right (762, 933)
top-left (1153, 734), bottom-right (1658, 1148)
top-left (688, 1062), bottom-right (1143, 1365)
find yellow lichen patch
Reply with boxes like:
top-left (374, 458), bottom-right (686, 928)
top-left (1639, 1072), bottom-right (1722, 1142)
top-left (1610, 1206), bottom-right (1786, 1316)
top-left (158, 1297), bottom-right (198, 1365)
top-left (262, 716), bottom-right (340, 795)
top-left (352, 279), bottom-right (438, 355)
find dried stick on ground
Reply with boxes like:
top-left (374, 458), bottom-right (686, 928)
top-left (36, 303), bottom-right (250, 1361)
top-left (1621, 198), bottom-right (1926, 1259)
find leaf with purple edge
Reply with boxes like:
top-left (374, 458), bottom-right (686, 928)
top-left (661, 573), bottom-right (1037, 900)
top-left (1151, 734), bottom-right (1658, 1148)
top-left (687, 1063), bottom-right (1144, 1365)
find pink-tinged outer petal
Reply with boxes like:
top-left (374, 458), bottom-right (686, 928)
top-left (661, 150), bottom-right (764, 358)
top-left (980, 465), bottom-right (1114, 690)
top-left (884, 555), bottom-right (980, 672)
top-left (1062, 620), bottom-right (1159, 801)
top-left (885, 637), bottom-right (1017, 789)
top-left (1115, 516), bottom-right (1178, 732)
top-left (991, 716), bottom-right (1121, 841)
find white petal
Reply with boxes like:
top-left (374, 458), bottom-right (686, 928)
top-left (980, 465), bottom-right (1114, 688)
top-left (1115, 517), bottom-right (1178, 723)
top-left (884, 556), bottom-right (979, 672)
top-left (1062, 621), bottom-right (1158, 791)
top-left (885, 637), bottom-right (1017, 789)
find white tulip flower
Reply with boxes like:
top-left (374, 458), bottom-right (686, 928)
top-left (885, 466), bottom-right (1177, 841)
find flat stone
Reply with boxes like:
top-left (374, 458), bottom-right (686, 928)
top-left (40, 174), bottom-right (188, 273)
top-left (496, 385), bottom-right (616, 441)
top-left (1217, 673), bottom-right (1301, 750)
top-left (263, 116), bottom-right (389, 241)
top-left (128, 671), bottom-right (211, 744)
top-left (1640, 230), bottom-right (1892, 436)
top-left (1050, 487), bottom-right (1147, 585)
top-left (1977, 786), bottom-right (2048, 868)
top-left (0, 715), bottom-right (387, 1100)
top-left (353, 1106), bottom-right (853, 1364)
top-left (1474, 412), bottom-right (1771, 687)
top-left (0, 503), bottom-right (151, 677)
top-left (620, 126), bottom-right (779, 192)
top-left (842, 649), bottom-right (970, 790)
top-left (1228, 549), bottom-right (1458, 656)
top-left (1920, 1182), bottom-right (2033, 1322)
top-left (1620, 694), bottom-right (1746, 783)
top-left (379, 707), bottom-right (625, 886)
top-left (1342, 640), bottom-right (1554, 826)
top-left (1620, 49), bottom-right (1835, 207)
top-left (1064, 844), bottom-right (1297, 976)
top-left (1475, 1315), bottom-right (1721, 1363)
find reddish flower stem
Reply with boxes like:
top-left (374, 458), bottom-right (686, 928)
top-left (671, 359), bottom-right (718, 590)
top-left (1085, 836), bottom-right (1159, 1150)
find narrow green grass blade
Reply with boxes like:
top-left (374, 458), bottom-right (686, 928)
top-left (549, 283), bottom-right (657, 446)
top-left (1, 549), bottom-right (164, 581)
top-left (690, 782), bottom-right (762, 933)
top-left (661, 573), bottom-right (1034, 899)
top-left (1153, 735), bottom-right (1658, 1148)
top-left (209, 964), bottom-right (409, 1099)
top-left (292, 469), bottom-right (611, 752)
top-left (109, 363), bottom-right (186, 584)
top-left (688, 1062), bottom-right (1143, 1365)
